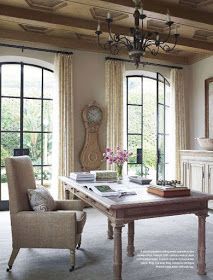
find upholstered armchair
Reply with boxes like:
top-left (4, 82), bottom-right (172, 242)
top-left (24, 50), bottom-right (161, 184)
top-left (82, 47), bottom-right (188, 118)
top-left (5, 156), bottom-right (86, 272)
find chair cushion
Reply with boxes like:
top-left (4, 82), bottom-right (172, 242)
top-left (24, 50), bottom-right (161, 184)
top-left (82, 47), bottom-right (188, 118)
top-left (27, 187), bottom-right (55, 212)
top-left (57, 210), bottom-right (86, 234)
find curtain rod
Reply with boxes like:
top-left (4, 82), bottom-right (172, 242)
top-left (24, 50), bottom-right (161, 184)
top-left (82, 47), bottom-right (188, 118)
top-left (105, 57), bottom-right (183, 70)
top-left (0, 42), bottom-right (73, 55)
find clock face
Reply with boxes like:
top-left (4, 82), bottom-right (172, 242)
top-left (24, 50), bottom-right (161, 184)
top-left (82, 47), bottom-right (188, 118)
top-left (87, 106), bottom-right (102, 123)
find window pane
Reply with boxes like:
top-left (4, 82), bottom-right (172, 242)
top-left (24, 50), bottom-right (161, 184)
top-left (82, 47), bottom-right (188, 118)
top-left (24, 65), bottom-right (42, 98)
top-left (128, 77), bottom-right (141, 105)
top-left (1, 132), bottom-right (20, 166)
top-left (158, 81), bottom-right (164, 104)
top-left (43, 70), bottom-right (54, 99)
top-left (43, 100), bottom-right (53, 132)
top-left (158, 163), bottom-right (165, 180)
top-left (143, 78), bottom-right (157, 98)
top-left (23, 133), bottom-right (41, 165)
top-left (1, 168), bottom-right (9, 200)
top-left (158, 135), bottom-right (165, 155)
top-left (1, 98), bottom-right (20, 131)
top-left (43, 166), bottom-right (52, 187)
top-left (128, 164), bottom-right (142, 176)
top-left (143, 77), bottom-right (157, 174)
top-left (2, 64), bottom-right (21, 97)
top-left (158, 104), bottom-right (165, 134)
top-left (34, 166), bottom-right (42, 186)
top-left (165, 106), bottom-right (170, 135)
top-left (128, 135), bottom-right (141, 163)
top-left (128, 105), bottom-right (142, 134)
top-left (43, 133), bottom-right (52, 165)
top-left (158, 74), bottom-right (164, 83)
top-left (23, 99), bottom-right (41, 131)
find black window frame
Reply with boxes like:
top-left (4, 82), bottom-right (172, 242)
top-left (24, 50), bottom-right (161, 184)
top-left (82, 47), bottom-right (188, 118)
top-left (0, 62), bottom-right (54, 208)
top-left (126, 72), bottom-right (170, 181)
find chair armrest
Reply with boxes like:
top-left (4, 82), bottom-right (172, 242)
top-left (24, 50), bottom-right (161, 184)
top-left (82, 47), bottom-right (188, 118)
top-left (12, 211), bottom-right (77, 248)
top-left (55, 200), bottom-right (83, 211)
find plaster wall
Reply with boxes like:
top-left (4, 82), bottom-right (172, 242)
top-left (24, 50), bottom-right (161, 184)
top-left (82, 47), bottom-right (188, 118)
top-left (188, 56), bottom-right (213, 149)
top-left (0, 46), bottom-right (190, 170)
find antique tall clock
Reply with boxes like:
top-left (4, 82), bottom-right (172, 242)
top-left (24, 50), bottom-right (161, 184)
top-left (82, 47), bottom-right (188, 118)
top-left (80, 101), bottom-right (103, 171)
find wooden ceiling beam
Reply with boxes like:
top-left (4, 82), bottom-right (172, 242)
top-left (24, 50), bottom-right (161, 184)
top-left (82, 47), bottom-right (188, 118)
top-left (0, 29), bottom-right (189, 65)
top-left (0, 4), bottom-right (211, 53)
top-left (100, 0), bottom-right (213, 26)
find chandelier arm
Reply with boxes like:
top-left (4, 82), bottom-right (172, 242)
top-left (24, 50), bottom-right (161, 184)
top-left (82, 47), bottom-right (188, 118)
top-left (160, 26), bottom-right (172, 45)
top-left (108, 32), bottom-right (132, 50)
top-left (159, 34), bottom-right (179, 52)
top-left (160, 43), bottom-right (175, 52)
top-left (117, 35), bottom-right (132, 46)
top-left (111, 36), bottom-right (131, 49)
top-left (114, 40), bottom-right (132, 51)
top-left (97, 35), bottom-right (104, 49)
top-left (145, 45), bottom-right (160, 56)
top-left (144, 40), bottom-right (156, 48)
top-left (151, 45), bottom-right (160, 56)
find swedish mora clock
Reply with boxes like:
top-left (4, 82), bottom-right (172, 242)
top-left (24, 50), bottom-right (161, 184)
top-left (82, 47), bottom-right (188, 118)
top-left (80, 101), bottom-right (103, 171)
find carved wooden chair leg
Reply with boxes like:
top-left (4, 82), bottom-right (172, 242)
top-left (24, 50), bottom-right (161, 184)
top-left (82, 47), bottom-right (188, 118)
top-left (69, 249), bottom-right (75, 272)
top-left (76, 235), bottom-right (82, 249)
top-left (7, 248), bottom-right (20, 272)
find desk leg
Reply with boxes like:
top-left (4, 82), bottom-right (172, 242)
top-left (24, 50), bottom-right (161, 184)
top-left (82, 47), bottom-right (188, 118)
top-left (197, 213), bottom-right (208, 275)
top-left (108, 219), bottom-right (113, 239)
top-left (127, 221), bottom-right (135, 257)
top-left (113, 224), bottom-right (123, 280)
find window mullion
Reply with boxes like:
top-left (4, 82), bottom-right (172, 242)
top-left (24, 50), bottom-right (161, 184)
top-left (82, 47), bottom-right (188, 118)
top-left (0, 64), bottom-right (2, 201)
top-left (126, 77), bottom-right (129, 174)
top-left (164, 78), bottom-right (166, 180)
top-left (41, 69), bottom-right (44, 186)
top-left (156, 73), bottom-right (159, 181)
top-left (20, 63), bottom-right (24, 149)
top-left (141, 76), bottom-right (143, 177)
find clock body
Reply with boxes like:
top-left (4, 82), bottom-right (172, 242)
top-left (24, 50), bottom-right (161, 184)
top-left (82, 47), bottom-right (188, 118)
top-left (80, 101), bottom-right (103, 171)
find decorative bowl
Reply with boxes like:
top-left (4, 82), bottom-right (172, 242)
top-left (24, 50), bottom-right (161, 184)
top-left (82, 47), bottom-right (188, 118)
top-left (197, 137), bottom-right (213, 151)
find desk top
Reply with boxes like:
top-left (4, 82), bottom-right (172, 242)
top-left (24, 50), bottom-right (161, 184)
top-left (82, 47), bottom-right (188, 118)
top-left (61, 176), bottom-right (213, 210)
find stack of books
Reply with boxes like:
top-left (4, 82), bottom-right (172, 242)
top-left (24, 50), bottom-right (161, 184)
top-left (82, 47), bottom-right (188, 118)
top-left (70, 172), bottom-right (95, 181)
top-left (147, 185), bottom-right (190, 198)
top-left (90, 170), bottom-right (117, 181)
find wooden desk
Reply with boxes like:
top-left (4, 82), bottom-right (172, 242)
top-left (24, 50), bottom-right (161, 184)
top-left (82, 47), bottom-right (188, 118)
top-left (60, 177), bottom-right (213, 280)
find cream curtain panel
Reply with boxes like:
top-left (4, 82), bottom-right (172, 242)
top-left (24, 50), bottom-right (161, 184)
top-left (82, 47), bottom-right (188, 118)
top-left (54, 54), bottom-right (74, 199)
top-left (105, 60), bottom-right (125, 166)
top-left (170, 69), bottom-right (187, 180)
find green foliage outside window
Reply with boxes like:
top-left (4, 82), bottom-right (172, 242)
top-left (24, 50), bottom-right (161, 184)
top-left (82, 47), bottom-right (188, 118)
top-left (0, 64), bottom-right (53, 187)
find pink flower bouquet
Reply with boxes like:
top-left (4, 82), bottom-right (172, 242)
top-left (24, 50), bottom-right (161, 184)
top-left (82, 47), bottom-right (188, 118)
top-left (103, 146), bottom-right (132, 166)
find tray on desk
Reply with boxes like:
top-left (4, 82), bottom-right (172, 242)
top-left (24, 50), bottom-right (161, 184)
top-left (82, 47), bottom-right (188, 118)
top-left (147, 185), bottom-right (191, 198)
top-left (129, 176), bottom-right (152, 185)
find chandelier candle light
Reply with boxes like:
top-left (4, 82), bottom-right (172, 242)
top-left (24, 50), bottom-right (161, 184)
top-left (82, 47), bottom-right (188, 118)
top-left (95, 0), bottom-right (179, 67)
top-left (103, 147), bottom-right (133, 180)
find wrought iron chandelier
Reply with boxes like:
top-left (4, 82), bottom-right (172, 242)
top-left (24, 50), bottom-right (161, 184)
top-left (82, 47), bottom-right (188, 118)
top-left (95, 0), bottom-right (179, 67)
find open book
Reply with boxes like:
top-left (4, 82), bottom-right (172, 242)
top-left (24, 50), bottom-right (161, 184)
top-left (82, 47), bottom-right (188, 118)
top-left (83, 184), bottom-right (136, 197)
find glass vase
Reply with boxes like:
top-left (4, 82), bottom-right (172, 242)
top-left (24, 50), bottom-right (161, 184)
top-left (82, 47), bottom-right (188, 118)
top-left (116, 165), bottom-right (123, 180)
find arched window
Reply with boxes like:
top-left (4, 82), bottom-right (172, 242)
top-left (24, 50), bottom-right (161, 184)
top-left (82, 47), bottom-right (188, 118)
top-left (0, 62), bottom-right (54, 206)
top-left (126, 72), bottom-right (171, 181)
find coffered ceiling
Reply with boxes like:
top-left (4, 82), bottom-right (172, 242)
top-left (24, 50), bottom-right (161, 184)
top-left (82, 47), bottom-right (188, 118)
top-left (0, 0), bottom-right (212, 64)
